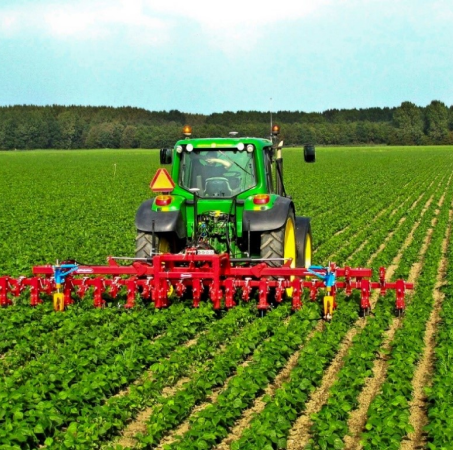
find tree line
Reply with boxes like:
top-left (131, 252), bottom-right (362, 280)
top-left (0, 101), bottom-right (452, 150)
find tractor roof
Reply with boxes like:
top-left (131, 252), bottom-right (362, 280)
top-left (174, 136), bottom-right (273, 150)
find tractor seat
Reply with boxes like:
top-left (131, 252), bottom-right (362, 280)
top-left (204, 177), bottom-right (233, 197)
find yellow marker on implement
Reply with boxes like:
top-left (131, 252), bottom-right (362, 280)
top-left (53, 283), bottom-right (65, 312)
top-left (323, 287), bottom-right (334, 321)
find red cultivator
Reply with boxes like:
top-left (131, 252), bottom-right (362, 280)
top-left (0, 252), bottom-right (413, 319)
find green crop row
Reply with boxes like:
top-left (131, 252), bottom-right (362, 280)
top-left (305, 171), bottom-right (446, 449)
top-left (424, 211), bottom-right (453, 447)
top-left (328, 171), bottom-right (442, 266)
top-left (0, 304), bottom-right (215, 448)
top-left (314, 166), bottom-right (439, 262)
top-left (351, 171), bottom-right (446, 273)
top-left (129, 304), bottom-right (298, 448)
top-left (50, 303), bottom-right (257, 448)
top-left (310, 156), bottom-right (444, 250)
top-left (231, 295), bottom-right (358, 449)
top-left (0, 302), bottom-right (189, 376)
top-left (226, 173), bottom-right (450, 450)
top-left (165, 302), bottom-right (323, 450)
top-left (1, 302), bottom-right (188, 380)
top-left (360, 187), bottom-right (453, 448)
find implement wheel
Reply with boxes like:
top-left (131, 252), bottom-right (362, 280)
top-left (135, 231), bottom-right (172, 258)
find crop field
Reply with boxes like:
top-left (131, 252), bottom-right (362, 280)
top-left (1, 146), bottom-right (453, 450)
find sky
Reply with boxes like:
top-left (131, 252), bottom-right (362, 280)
top-left (0, 0), bottom-right (452, 114)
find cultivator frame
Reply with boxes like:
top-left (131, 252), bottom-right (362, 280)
top-left (0, 252), bottom-right (413, 318)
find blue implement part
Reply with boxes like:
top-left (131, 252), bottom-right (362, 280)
top-left (306, 265), bottom-right (336, 288)
top-left (52, 264), bottom-right (79, 285)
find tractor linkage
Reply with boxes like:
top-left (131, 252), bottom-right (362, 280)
top-left (0, 252), bottom-right (413, 318)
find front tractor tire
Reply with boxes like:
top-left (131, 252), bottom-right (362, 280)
top-left (135, 231), bottom-right (172, 259)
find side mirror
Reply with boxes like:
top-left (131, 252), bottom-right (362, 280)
top-left (303, 144), bottom-right (315, 163)
top-left (160, 148), bottom-right (172, 165)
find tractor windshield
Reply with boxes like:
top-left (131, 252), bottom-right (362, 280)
top-left (180, 149), bottom-right (256, 197)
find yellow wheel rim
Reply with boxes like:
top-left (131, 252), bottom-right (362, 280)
top-left (284, 217), bottom-right (296, 297)
top-left (159, 238), bottom-right (171, 254)
top-left (305, 233), bottom-right (312, 268)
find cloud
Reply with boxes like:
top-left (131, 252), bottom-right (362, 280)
top-left (0, 0), bottom-right (171, 44)
top-left (0, 0), bottom-right (331, 51)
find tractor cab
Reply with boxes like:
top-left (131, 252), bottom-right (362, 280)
top-left (178, 148), bottom-right (256, 198)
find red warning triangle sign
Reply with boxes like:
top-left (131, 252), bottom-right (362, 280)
top-left (150, 168), bottom-right (175, 193)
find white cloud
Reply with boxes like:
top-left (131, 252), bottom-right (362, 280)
top-left (150, 0), bottom-right (332, 53)
top-left (0, 0), bottom-right (171, 44)
top-left (0, 0), bottom-right (332, 51)
top-left (151, 0), bottom-right (329, 25)
top-left (0, 10), bottom-right (21, 36)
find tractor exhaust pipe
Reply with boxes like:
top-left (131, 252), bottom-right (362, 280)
top-left (275, 140), bottom-right (285, 197)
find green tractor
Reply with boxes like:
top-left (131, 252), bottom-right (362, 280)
top-left (135, 125), bottom-right (315, 272)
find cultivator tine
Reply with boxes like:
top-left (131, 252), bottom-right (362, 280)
top-left (0, 277), bottom-right (14, 306)
top-left (395, 279), bottom-right (407, 314)
top-left (192, 278), bottom-right (202, 307)
top-left (125, 278), bottom-right (137, 309)
top-left (379, 267), bottom-right (387, 296)
top-left (224, 278), bottom-right (236, 308)
top-left (275, 278), bottom-right (285, 304)
top-left (291, 278), bottom-right (303, 310)
top-left (360, 279), bottom-right (371, 312)
top-left (258, 278), bottom-right (270, 311)
top-left (109, 276), bottom-right (123, 299)
top-left (241, 278), bottom-right (252, 302)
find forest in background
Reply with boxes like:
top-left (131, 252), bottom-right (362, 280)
top-left (0, 101), bottom-right (452, 150)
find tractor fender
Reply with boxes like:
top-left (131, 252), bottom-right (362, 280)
top-left (135, 199), bottom-right (186, 238)
top-left (243, 196), bottom-right (294, 232)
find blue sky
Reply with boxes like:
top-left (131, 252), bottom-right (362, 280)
top-left (0, 0), bottom-right (452, 114)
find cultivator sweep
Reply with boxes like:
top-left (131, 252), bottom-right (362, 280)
top-left (0, 252), bottom-right (413, 319)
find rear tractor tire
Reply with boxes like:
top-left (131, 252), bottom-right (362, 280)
top-left (260, 212), bottom-right (297, 298)
top-left (295, 216), bottom-right (312, 268)
top-left (135, 231), bottom-right (172, 259)
top-left (260, 211), bottom-right (297, 269)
